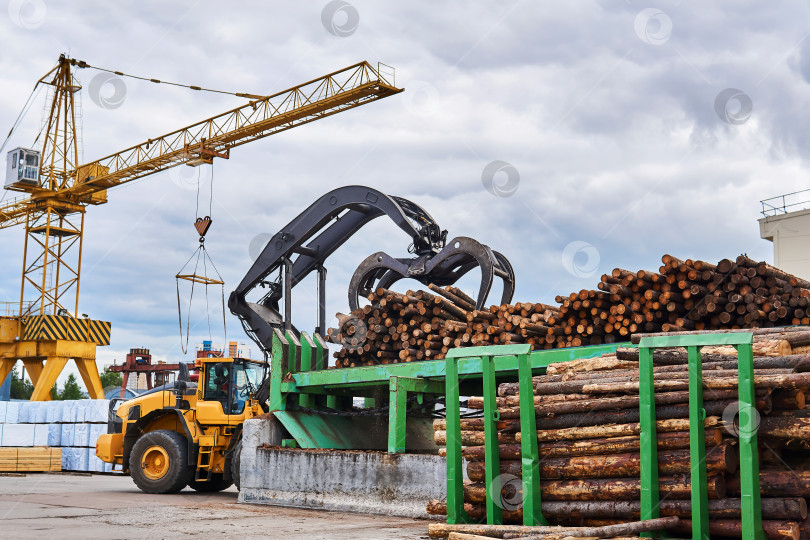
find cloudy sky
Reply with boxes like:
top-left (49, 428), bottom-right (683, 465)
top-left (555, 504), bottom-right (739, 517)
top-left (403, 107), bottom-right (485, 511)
top-left (0, 1), bottom-right (806, 389)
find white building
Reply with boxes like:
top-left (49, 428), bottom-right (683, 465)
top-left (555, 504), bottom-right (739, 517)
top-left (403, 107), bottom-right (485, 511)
top-left (759, 190), bottom-right (810, 281)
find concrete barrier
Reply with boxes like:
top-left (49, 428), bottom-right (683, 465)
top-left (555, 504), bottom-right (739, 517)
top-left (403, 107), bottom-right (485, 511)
top-left (238, 417), bottom-right (446, 518)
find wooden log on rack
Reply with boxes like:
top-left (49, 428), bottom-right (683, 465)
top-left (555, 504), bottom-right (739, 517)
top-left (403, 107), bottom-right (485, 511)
top-left (427, 518), bottom-right (680, 539)
top-left (461, 429), bottom-right (723, 460)
top-left (511, 417), bottom-right (722, 443)
top-left (454, 492), bottom-right (805, 520)
top-left (673, 519), bottom-right (800, 540)
top-left (459, 474), bottom-right (726, 503)
top-left (465, 442), bottom-right (737, 481)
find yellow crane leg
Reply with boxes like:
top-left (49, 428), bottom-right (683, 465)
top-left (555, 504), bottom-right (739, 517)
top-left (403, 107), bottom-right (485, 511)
top-left (22, 359), bottom-right (52, 401)
top-left (75, 358), bottom-right (104, 399)
top-left (29, 358), bottom-right (65, 401)
top-left (0, 358), bottom-right (15, 390)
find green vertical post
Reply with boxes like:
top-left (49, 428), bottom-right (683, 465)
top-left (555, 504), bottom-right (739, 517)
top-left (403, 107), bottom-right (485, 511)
top-left (687, 345), bottom-right (710, 540)
top-left (313, 333), bottom-right (327, 371)
top-left (285, 330), bottom-right (301, 373)
top-left (298, 332), bottom-right (314, 408)
top-left (388, 376), bottom-right (407, 453)
top-left (736, 340), bottom-right (766, 540)
top-left (518, 352), bottom-right (545, 525)
top-left (637, 343), bottom-right (659, 530)
top-left (444, 355), bottom-right (470, 524)
top-left (268, 329), bottom-right (288, 411)
top-left (482, 355), bottom-right (503, 525)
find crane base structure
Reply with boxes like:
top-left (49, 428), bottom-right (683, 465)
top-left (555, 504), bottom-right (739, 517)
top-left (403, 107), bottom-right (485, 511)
top-left (0, 315), bottom-right (109, 400)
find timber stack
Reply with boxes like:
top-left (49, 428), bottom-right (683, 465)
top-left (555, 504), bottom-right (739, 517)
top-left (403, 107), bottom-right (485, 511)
top-left (552, 254), bottom-right (810, 349)
top-left (327, 254), bottom-right (810, 364)
top-left (428, 327), bottom-right (810, 540)
top-left (327, 285), bottom-right (559, 367)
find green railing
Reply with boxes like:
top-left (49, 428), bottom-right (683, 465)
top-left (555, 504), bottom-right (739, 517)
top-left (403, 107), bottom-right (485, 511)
top-left (443, 334), bottom-right (767, 540)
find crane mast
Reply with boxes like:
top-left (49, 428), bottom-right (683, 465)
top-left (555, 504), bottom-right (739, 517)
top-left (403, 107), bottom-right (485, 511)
top-left (0, 55), bottom-right (402, 400)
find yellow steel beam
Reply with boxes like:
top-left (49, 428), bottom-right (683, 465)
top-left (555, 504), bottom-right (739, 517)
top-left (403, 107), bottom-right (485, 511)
top-left (75, 357), bottom-right (104, 399)
top-left (29, 357), bottom-right (65, 401)
top-left (0, 359), bottom-right (14, 391)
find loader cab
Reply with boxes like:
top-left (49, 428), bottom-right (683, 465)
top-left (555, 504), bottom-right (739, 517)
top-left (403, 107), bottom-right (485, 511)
top-left (197, 358), bottom-right (263, 421)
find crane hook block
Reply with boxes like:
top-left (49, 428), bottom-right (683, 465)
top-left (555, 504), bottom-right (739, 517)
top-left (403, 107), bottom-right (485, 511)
top-left (194, 216), bottom-right (212, 241)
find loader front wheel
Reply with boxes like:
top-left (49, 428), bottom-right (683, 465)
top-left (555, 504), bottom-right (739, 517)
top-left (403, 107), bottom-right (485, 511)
top-left (130, 430), bottom-right (192, 494)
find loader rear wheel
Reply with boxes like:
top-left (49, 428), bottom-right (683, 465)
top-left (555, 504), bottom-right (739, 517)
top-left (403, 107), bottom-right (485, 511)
top-left (231, 439), bottom-right (242, 491)
top-left (130, 430), bottom-right (192, 494)
top-left (188, 474), bottom-right (232, 493)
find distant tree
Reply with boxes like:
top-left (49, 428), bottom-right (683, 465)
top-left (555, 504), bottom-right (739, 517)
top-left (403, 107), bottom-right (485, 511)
top-left (58, 374), bottom-right (84, 400)
top-left (9, 366), bottom-right (33, 399)
top-left (50, 383), bottom-right (58, 400)
top-left (99, 368), bottom-right (122, 389)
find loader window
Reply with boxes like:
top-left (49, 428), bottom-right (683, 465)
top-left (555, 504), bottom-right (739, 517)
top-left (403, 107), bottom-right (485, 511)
top-left (202, 362), bottom-right (255, 414)
top-left (203, 363), bottom-right (231, 411)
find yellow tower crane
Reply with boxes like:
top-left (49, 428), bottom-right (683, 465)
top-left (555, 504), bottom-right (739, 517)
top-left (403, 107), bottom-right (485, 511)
top-left (0, 54), bottom-right (402, 400)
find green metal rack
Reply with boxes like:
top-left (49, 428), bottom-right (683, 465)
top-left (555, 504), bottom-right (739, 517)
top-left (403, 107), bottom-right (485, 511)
top-left (441, 333), bottom-right (768, 540)
top-left (266, 327), bottom-right (619, 454)
top-left (638, 333), bottom-right (765, 540)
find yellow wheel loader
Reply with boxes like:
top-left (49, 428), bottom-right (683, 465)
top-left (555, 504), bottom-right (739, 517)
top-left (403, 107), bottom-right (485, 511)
top-left (96, 357), bottom-right (267, 493)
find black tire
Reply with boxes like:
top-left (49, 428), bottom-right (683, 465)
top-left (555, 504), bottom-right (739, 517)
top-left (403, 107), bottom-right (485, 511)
top-left (188, 474), bottom-right (232, 493)
top-left (130, 430), bottom-right (193, 494)
top-left (231, 439), bottom-right (242, 491)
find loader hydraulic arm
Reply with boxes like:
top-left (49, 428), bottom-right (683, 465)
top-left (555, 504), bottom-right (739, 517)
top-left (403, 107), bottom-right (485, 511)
top-left (228, 186), bottom-right (515, 355)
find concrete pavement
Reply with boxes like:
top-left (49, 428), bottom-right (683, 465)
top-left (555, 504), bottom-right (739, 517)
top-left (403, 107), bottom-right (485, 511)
top-left (0, 473), bottom-right (429, 539)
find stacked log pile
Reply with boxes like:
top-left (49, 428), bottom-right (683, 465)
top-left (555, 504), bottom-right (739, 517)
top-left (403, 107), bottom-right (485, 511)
top-left (552, 255), bottom-right (810, 349)
top-left (428, 327), bottom-right (810, 540)
top-left (327, 285), bottom-right (559, 367)
top-left (328, 254), bottom-right (810, 364)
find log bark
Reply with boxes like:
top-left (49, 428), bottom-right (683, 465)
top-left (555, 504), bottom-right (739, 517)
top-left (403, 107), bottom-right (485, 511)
top-left (460, 474), bottom-right (726, 503)
top-left (496, 390), bottom-right (761, 419)
top-left (462, 430), bottom-right (723, 461)
top-left (758, 416), bottom-right (810, 440)
top-left (465, 442), bottom-right (737, 481)
top-left (727, 470), bottom-right (810, 497)
top-left (673, 519), bottom-right (800, 540)
top-left (579, 372), bottom-right (810, 394)
top-left (427, 518), bottom-right (679, 539)
top-left (519, 400), bottom-right (765, 431)
top-left (434, 430), bottom-right (517, 446)
top-left (515, 417), bottom-right (722, 443)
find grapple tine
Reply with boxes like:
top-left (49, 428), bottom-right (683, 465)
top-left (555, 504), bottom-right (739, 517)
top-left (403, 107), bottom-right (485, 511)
top-left (347, 236), bottom-right (515, 311)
